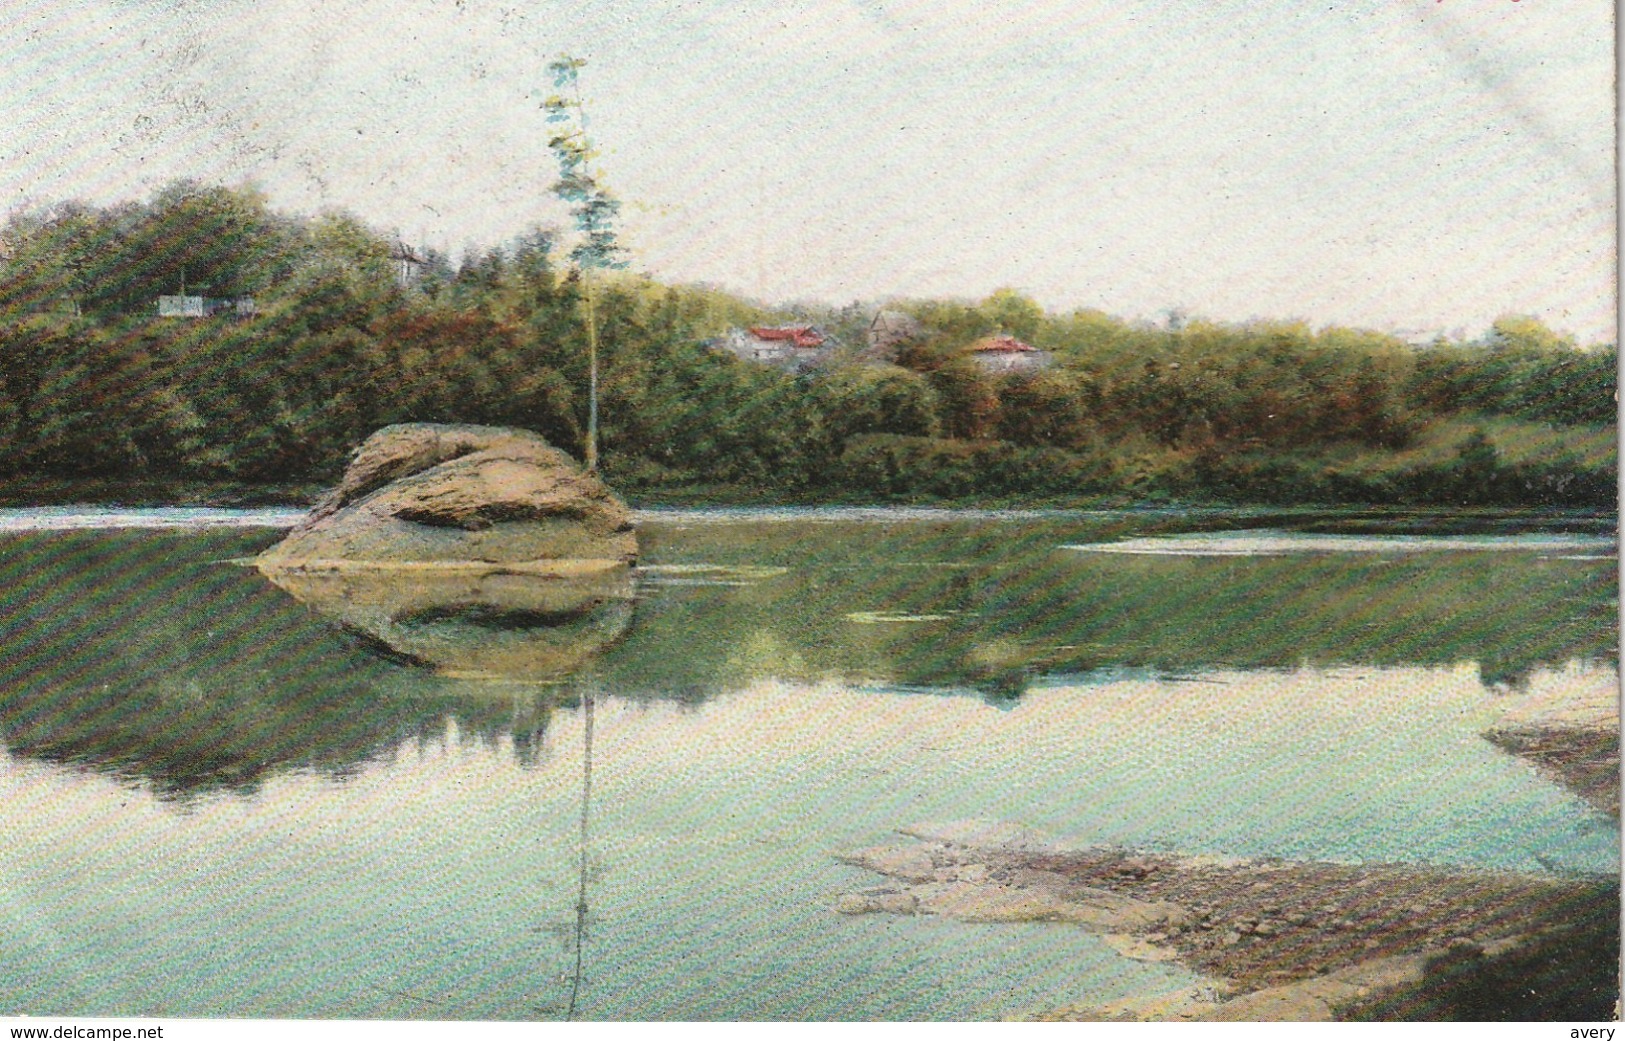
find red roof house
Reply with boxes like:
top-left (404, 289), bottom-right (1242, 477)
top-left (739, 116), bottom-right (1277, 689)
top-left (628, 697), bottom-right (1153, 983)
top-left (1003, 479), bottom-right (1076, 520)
top-left (968, 335), bottom-right (1049, 372)
top-left (716, 325), bottom-right (833, 370)
top-left (747, 326), bottom-right (827, 349)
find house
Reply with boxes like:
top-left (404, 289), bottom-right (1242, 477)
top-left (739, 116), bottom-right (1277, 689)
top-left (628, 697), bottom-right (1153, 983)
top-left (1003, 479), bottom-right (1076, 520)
top-left (715, 326), bottom-right (833, 371)
top-left (391, 241), bottom-right (425, 288)
top-left (157, 295), bottom-right (255, 318)
top-left (968, 334), bottom-right (1050, 373)
top-left (865, 310), bottom-right (923, 360)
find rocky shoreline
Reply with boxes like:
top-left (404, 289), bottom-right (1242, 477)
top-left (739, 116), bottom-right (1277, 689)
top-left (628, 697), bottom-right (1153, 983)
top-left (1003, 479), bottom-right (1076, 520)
top-left (834, 820), bottom-right (1618, 1021)
top-left (831, 665), bottom-right (1620, 1021)
top-left (1482, 666), bottom-right (1619, 818)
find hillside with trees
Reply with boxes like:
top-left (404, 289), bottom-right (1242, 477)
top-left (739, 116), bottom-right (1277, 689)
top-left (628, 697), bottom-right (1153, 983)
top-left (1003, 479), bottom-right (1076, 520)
top-left (0, 182), bottom-right (1613, 509)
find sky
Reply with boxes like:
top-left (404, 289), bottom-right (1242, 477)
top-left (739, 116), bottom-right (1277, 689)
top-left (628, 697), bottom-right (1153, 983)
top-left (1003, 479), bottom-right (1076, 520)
top-left (1, 0), bottom-right (1616, 342)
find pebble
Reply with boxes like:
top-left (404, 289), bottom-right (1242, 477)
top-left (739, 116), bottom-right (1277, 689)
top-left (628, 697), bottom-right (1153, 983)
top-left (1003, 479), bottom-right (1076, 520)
top-left (835, 894), bottom-right (876, 915)
top-left (874, 892), bottom-right (920, 915)
top-left (1221, 931), bottom-right (1242, 947)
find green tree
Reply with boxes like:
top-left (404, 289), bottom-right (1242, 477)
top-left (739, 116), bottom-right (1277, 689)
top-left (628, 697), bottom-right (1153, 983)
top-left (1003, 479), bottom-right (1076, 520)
top-left (543, 54), bottom-right (628, 472)
top-left (996, 369), bottom-right (1093, 449)
top-left (1487, 314), bottom-right (1575, 354)
top-left (980, 288), bottom-right (1045, 342)
top-left (813, 364), bottom-right (940, 445)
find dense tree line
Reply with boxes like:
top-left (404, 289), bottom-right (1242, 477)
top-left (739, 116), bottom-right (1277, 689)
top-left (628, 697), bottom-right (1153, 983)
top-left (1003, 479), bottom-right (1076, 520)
top-left (0, 183), bottom-right (1613, 507)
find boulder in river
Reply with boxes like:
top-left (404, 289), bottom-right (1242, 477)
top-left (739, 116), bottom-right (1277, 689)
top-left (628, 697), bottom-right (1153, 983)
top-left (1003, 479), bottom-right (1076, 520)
top-left (256, 424), bottom-right (637, 679)
top-left (259, 423), bottom-right (636, 567)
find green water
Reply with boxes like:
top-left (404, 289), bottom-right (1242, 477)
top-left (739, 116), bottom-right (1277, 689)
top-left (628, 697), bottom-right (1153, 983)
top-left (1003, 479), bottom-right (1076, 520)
top-left (0, 511), bottom-right (1615, 1019)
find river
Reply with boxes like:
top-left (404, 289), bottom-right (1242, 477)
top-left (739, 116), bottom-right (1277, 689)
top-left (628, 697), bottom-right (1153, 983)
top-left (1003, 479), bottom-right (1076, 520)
top-left (0, 508), bottom-right (1614, 1019)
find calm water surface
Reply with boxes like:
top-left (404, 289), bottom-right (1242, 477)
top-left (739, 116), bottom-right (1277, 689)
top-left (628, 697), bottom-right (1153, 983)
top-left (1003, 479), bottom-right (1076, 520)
top-left (0, 509), bottom-right (1615, 1019)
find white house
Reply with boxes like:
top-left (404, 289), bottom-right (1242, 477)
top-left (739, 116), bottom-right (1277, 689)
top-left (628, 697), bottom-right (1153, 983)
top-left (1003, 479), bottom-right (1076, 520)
top-left (157, 295), bottom-right (255, 318)
top-left (715, 326), bottom-right (833, 371)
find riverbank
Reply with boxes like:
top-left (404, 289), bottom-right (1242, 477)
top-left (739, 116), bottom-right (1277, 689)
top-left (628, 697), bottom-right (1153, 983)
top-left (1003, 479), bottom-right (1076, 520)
top-left (0, 474), bottom-right (1182, 511)
top-left (1486, 727), bottom-right (1619, 817)
top-left (1486, 667), bottom-right (1622, 818)
top-left (835, 823), bottom-right (1618, 1021)
top-left (0, 475), bottom-right (325, 509)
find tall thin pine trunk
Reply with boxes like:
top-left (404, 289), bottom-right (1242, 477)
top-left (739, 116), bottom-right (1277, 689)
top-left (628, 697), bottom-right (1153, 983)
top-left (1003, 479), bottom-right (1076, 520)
top-left (584, 271), bottom-right (599, 471)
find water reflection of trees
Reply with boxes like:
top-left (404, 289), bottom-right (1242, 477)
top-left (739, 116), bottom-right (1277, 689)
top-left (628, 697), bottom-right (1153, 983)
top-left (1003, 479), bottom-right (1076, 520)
top-left (602, 518), bottom-right (1616, 701)
top-left (0, 530), bottom-right (619, 797)
top-left (0, 522), bottom-right (1612, 796)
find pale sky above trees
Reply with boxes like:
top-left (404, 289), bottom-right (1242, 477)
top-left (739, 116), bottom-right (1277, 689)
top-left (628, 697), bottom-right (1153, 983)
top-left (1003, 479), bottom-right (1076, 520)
top-left (1, 0), bottom-right (1614, 341)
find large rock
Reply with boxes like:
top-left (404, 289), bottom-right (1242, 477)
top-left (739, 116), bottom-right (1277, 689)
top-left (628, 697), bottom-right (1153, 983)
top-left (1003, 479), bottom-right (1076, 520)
top-left (259, 424), bottom-right (637, 567)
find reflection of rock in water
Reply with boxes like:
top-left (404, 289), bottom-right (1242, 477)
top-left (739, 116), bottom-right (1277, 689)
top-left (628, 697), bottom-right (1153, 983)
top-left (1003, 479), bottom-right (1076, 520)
top-left (258, 561), bottom-right (636, 682)
top-left (0, 529), bottom-right (578, 797)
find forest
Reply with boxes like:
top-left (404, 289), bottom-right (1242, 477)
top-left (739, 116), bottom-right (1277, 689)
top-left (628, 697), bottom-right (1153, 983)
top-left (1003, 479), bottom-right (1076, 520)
top-left (0, 181), bottom-right (1614, 509)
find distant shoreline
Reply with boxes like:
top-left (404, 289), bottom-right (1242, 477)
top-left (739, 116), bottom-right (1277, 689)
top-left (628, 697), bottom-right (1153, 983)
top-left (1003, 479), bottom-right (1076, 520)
top-left (0, 476), bottom-right (1615, 520)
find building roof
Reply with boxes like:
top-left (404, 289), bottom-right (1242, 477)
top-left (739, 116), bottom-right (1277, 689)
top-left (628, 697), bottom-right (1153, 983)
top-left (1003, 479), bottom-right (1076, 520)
top-left (748, 326), bottom-right (826, 349)
top-left (870, 309), bottom-right (922, 333)
top-left (970, 335), bottom-right (1037, 353)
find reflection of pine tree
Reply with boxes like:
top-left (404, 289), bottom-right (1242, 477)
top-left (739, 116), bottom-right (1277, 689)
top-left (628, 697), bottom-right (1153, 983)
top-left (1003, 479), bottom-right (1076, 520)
top-left (567, 688), bottom-right (594, 1019)
top-left (531, 684), bottom-right (596, 1020)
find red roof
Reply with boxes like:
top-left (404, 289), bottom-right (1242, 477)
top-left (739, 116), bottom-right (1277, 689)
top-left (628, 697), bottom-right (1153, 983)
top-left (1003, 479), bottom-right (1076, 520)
top-left (971, 335), bottom-right (1037, 353)
top-left (749, 326), bottom-right (826, 349)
